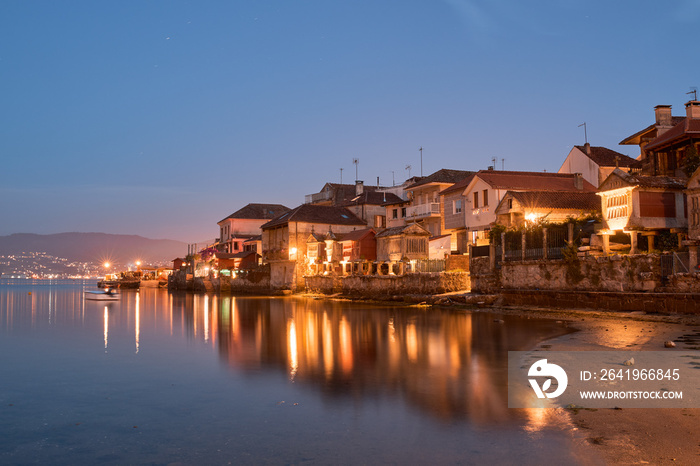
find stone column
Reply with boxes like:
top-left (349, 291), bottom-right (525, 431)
top-left (689, 245), bottom-right (698, 271)
top-left (501, 232), bottom-right (506, 261)
top-left (568, 223), bottom-right (574, 244)
top-left (646, 235), bottom-right (654, 252)
top-left (489, 243), bottom-right (496, 271)
top-left (602, 234), bottom-right (610, 256)
top-left (543, 227), bottom-right (548, 260)
top-left (521, 231), bottom-right (526, 261)
top-left (629, 231), bottom-right (638, 254)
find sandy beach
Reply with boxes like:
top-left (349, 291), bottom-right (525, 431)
top-left (493, 306), bottom-right (700, 465)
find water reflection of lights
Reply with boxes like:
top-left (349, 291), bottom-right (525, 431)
top-left (288, 319), bottom-right (298, 380)
top-left (204, 295), bottom-right (210, 343)
top-left (103, 306), bottom-right (109, 351)
top-left (135, 292), bottom-right (140, 354)
top-left (406, 323), bottom-right (418, 362)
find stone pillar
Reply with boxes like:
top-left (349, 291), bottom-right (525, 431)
top-left (543, 227), bottom-right (548, 260)
top-left (489, 242), bottom-right (496, 271)
top-left (568, 222), bottom-right (574, 244)
top-left (521, 231), bottom-right (526, 261)
top-left (646, 235), bottom-right (654, 252)
top-left (602, 234), bottom-right (610, 256)
top-left (501, 232), bottom-right (506, 261)
top-left (629, 232), bottom-right (638, 254)
top-left (388, 261), bottom-right (395, 275)
top-left (689, 245), bottom-right (698, 272)
top-left (398, 261), bottom-right (405, 276)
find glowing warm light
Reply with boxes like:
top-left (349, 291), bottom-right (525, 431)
top-left (525, 213), bottom-right (538, 223)
top-left (135, 292), bottom-right (140, 354)
top-left (288, 319), bottom-right (298, 380)
top-left (103, 306), bottom-right (109, 351)
top-left (103, 262), bottom-right (110, 269)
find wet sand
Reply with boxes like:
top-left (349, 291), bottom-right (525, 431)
top-left (491, 306), bottom-right (700, 465)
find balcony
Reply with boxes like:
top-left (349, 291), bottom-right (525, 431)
top-left (406, 203), bottom-right (441, 219)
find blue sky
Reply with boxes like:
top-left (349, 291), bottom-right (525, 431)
top-left (2, 0), bottom-right (699, 242)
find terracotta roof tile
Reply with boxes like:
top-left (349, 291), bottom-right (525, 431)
top-left (506, 191), bottom-right (601, 211)
top-left (574, 146), bottom-right (637, 167)
top-left (474, 170), bottom-right (597, 192)
top-left (644, 118), bottom-right (700, 151)
top-left (261, 204), bottom-right (367, 229)
top-left (406, 169), bottom-right (475, 189)
top-left (220, 203), bottom-right (290, 223)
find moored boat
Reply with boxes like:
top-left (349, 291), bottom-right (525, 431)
top-left (85, 289), bottom-right (120, 301)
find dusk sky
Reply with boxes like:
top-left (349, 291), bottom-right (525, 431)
top-left (2, 1), bottom-right (699, 243)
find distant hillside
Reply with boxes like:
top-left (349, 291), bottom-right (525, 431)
top-left (0, 233), bottom-right (188, 265)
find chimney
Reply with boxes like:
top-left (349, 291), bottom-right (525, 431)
top-left (355, 180), bottom-right (364, 195)
top-left (583, 142), bottom-right (591, 155)
top-left (655, 105), bottom-right (673, 126)
top-left (574, 173), bottom-right (583, 190)
top-left (686, 100), bottom-right (700, 120)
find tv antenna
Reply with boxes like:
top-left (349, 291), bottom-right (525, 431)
top-left (578, 122), bottom-right (588, 144)
top-left (391, 170), bottom-right (395, 186)
top-left (688, 87), bottom-right (698, 101)
top-left (340, 168), bottom-right (343, 185)
top-left (352, 158), bottom-right (359, 181)
top-left (419, 146), bottom-right (423, 176)
top-left (405, 164), bottom-right (412, 178)
top-left (491, 157), bottom-right (497, 170)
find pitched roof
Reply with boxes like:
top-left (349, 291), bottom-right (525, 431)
top-left (505, 191), bottom-right (601, 211)
top-left (574, 145), bottom-right (637, 168)
top-left (340, 191), bottom-right (404, 206)
top-left (261, 204), bottom-right (367, 229)
top-left (601, 169), bottom-right (687, 190)
top-left (619, 117), bottom-right (686, 145)
top-left (340, 228), bottom-right (376, 242)
top-left (471, 170), bottom-right (597, 192)
top-left (643, 117), bottom-right (700, 151)
top-left (440, 173), bottom-right (476, 195)
top-left (406, 169), bottom-right (475, 189)
top-left (375, 223), bottom-right (430, 238)
top-left (219, 203), bottom-right (290, 223)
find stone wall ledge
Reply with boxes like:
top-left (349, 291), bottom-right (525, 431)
top-left (498, 289), bottom-right (700, 314)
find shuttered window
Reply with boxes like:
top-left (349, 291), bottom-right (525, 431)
top-left (639, 192), bottom-right (676, 218)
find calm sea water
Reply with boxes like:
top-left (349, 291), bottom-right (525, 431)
top-left (0, 280), bottom-right (595, 465)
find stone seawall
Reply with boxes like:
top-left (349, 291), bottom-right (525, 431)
top-left (305, 272), bottom-right (469, 297)
top-left (470, 254), bottom-right (700, 294)
top-left (500, 290), bottom-right (700, 314)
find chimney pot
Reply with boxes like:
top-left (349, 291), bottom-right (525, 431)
top-left (584, 142), bottom-right (591, 155)
top-left (355, 180), bottom-right (364, 195)
top-left (574, 173), bottom-right (584, 190)
top-left (655, 105), bottom-right (673, 127)
top-left (686, 101), bottom-right (700, 120)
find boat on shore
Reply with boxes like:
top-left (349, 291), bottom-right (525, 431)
top-left (85, 289), bottom-right (120, 301)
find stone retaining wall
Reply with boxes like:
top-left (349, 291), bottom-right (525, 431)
top-left (305, 272), bottom-right (469, 297)
top-left (470, 254), bottom-right (696, 294)
top-left (500, 290), bottom-right (700, 314)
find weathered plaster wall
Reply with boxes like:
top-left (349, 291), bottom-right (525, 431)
top-left (305, 272), bottom-right (469, 297)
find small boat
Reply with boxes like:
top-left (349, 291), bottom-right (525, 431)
top-left (85, 288), bottom-right (120, 301)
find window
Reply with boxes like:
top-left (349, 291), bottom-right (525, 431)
top-left (507, 198), bottom-right (513, 209)
top-left (401, 207), bottom-right (407, 218)
top-left (374, 215), bottom-right (386, 228)
top-left (454, 199), bottom-right (462, 214)
top-left (483, 190), bottom-right (489, 206)
top-left (392, 209), bottom-right (398, 219)
top-left (473, 192), bottom-right (479, 208)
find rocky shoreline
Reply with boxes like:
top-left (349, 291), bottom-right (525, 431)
top-left (503, 306), bottom-right (700, 465)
